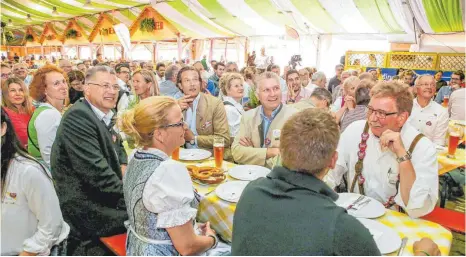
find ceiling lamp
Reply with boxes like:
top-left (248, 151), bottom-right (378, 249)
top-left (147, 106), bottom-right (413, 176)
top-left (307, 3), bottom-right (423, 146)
top-left (26, 14), bottom-right (32, 22)
top-left (83, 0), bottom-right (93, 9)
top-left (52, 7), bottom-right (59, 16)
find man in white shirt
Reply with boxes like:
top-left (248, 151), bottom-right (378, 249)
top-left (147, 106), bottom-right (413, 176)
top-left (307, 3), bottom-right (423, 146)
top-left (305, 71), bottom-right (327, 95)
top-left (449, 87), bottom-right (465, 121)
top-left (282, 70), bottom-right (313, 105)
top-left (325, 81), bottom-right (438, 218)
top-left (254, 47), bottom-right (271, 71)
top-left (408, 74), bottom-right (449, 146)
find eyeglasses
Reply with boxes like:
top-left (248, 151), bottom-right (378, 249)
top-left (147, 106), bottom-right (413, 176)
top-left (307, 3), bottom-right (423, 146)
top-left (161, 119), bottom-right (185, 129)
top-left (417, 83), bottom-right (435, 88)
top-left (88, 82), bottom-right (120, 91)
top-left (367, 106), bottom-right (398, 119)
top-left (451, 78), bottom-right (460, 81)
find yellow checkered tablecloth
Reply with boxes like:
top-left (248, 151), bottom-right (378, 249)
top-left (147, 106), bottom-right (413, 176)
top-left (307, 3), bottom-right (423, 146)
top-left (438, 148), bottom-right (465, 175)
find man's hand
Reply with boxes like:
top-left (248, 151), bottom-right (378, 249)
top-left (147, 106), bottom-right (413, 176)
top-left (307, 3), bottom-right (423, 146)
top-left (178, 95), bottom-right (194, 111)
top-left (239, 137), bottom-right (254, 147)
top-left (413, 238), bottom-right (441, 256)
top-left (184, 128), bottom-right (195, 142)
top-left (287, 82), bottom-right (297, 101)
top-left (380, 129), bottom-right (406, 157)
top-left (266, 148), bottom-right (280, 159)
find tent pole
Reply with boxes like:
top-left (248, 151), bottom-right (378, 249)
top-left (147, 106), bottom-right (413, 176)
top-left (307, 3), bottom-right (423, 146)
top-left (177, 33), bottom-right (182, 61)
top-left (209, 39), bottom-right (214, 63)
top-left (224, 39), bottom-right (228, 63)
top-left (315, 35), bottom-right (321, 70)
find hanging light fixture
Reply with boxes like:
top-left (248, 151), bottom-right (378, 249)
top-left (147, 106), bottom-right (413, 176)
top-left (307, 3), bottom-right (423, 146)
top-left (83, 0), bottom-right (93, 9)
top-left (26, 14), bottom-right (32, 22)
top-left (8, 19), bottom-right (13, 26)
top-left (52, 7), bottom-right (59, 16)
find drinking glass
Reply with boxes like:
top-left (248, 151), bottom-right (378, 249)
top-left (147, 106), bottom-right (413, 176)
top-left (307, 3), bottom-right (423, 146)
top-left (447, 125), bottom-right (463, 158)
top-left (213, 136), bottom-right (225, 169)
top-left (172, 147), bottom-right (180, 161)
top-left (443, 95), bottom-right (449, 107)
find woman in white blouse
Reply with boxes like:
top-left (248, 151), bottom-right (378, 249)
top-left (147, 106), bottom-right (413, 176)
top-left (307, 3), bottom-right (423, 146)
top-left (28, 65), bottom-right (68, 168)
top-left (219, 73), bottom-right (245, 139)
top-left (119, 96), bottom-right (229, 256)
top-left (1, 108), bottom-right (69, 256)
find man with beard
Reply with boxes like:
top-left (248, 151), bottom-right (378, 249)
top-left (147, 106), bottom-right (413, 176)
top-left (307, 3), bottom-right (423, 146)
top-left (232, 72), bottom-right (297, 168)
top-left (325, 81), bottom-right (438, 218)
top-left (408, 75), bottom-right (448, 146)
top-left (282, 69), bottom-right (313, 104)
top-left (51, 66), bottom-right (128, 255)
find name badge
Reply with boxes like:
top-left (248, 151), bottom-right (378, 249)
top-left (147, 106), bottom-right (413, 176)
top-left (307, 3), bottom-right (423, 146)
top-left (202, 121), bottom-right (212, 130)
top-left (3, 192), bottom-right (17, 204)
top-left (272, 129), bottom-right (281, 140)
top-left (264, 138), bottom-right (271, 147)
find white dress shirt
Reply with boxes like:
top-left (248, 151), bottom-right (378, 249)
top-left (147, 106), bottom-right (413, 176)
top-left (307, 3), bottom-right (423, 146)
top-left (1, 155), bottom-right (69, 255)
top-left (448, 88), bottom-right (465, 121)
top-left (34, 103), bottom-right (62, 167)
top-left (325, 120), bottom-right (438, 218)
top-left (142, 149), bottom-right (197, 228)
top-left (185, 94), bottom-right (201, 149)
top-left (305, 83), bottom-right (318, 95)
top-left (408, 98), bottom-right (449, 146)
top-left (223, 96), bottom-right (245, 137)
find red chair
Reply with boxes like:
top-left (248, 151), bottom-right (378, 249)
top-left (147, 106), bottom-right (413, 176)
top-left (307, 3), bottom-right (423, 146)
top-left (421, 206), bottom-right (465, 234)
top-left (100, 233), bottom-right (127, 256)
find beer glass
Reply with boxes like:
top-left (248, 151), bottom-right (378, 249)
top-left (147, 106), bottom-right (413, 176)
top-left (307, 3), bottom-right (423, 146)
top-left (213, 136), bottom-right (225, 169)
top-left (443, 95), bottom-right (449, 107)
top-left (172, 147), bottom-right (180, 161)
top-left (447, 125), bottom-right (463, 158)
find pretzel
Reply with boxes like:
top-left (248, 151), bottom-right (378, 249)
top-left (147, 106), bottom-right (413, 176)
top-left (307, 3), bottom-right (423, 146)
top-left (186, 165), bottom-right (198, 176)
top-left (187, 166), bottom-right (226, 184)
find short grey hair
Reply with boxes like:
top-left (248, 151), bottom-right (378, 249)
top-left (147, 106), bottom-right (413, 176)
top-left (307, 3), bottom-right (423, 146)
top-left (341, 70), bottom-right (351, 77)
top-left (165, 64), bottom-right (180, 80)
top-left (255, 71), bottom-right (281, 92)
top-left (355, 86), bottom-right (371, 105)
top-left (311, 71), bottom-right (326, 82)
top-left (310, 88), bottom-right (332, 107)
top-left (414, 74), bottom-right (434, 86)
top-left (85, 65), bottom-right (116, 83)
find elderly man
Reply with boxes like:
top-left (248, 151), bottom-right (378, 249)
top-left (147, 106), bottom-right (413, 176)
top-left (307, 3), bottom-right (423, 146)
top-left (83, 60), bottom-right (91, 69)
top-left (268, 64), bottom-right (287, 93)
top-left (305, 71), bottom-right (327, 94)
top-left (77, 62), bottom-right (87, 74)
top-left (232, 72), bottom-right (297, 168)
top-left (1, 63), bottom-right (12, 84)
top-left (58, 59), bottom-right (73, 73)
top-left (282, 69), bottom-right (313, 105)
top-left (328, 64), bottom-right (344, 93)
top-left (226, 61), bottom-right (239, 73)
top-left (12, 63), bottom-right (33, 86)
top-left (325, 81), bottom-right (438, 218)
top-left (207, 62), bottom-right (225, 96)
top-left (155, 62), bottom-right (166, 84)
top-left (51, 66), bottom-right (128, 255)
top-left (159, 64), bottom-right (182, 99)
top-left (435, 71), bottom-right (464, 105)
top-left (332, 70), bottom-right (351, 102)
top-left (291, 87), bottom-right (332, 111)
top-left (176, 66), bottom-right (230, 155)
top-left (232, 108), bottom-right (441, 256)
top-left (408, 75), bottom-right (448, 146)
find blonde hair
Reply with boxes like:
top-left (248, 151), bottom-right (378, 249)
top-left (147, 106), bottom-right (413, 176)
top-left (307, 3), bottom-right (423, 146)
top-left (343, 76), bottom-right (360, 94)
top-left (219, 72), bottom-right (245, 96)
top-left (280, 108), bottom-right (339, 175)
top-left (132, 70), bottom-right (160, 97)
top-left (371, 81), bottom-right (414, 115)
top-left (2, 77), bottom-right (34, 115)
top-left (118, 96), bottom-right (177, 147)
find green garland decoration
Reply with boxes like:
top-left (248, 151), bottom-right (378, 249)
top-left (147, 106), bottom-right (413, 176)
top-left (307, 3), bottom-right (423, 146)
top-left (66, 29), bottom-right (78, 39)
top-left (140, 18), bottom-right (155, 32)
top-left (25, 34), bottom-right (34, 42)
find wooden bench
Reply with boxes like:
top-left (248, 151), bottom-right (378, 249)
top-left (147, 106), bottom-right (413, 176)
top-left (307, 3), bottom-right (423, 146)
top-left (100, 233), bottom-right (127, 256)
top-left (421, 206), bottom-right (465, 234)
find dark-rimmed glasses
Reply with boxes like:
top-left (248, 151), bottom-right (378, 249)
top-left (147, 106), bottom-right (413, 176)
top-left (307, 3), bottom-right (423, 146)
top-left (161, 119), bottom-right (185, 129)
top-left (88, 82), bottom-right (120, 91)
top-left (367, 106), bottom-right (398, 120)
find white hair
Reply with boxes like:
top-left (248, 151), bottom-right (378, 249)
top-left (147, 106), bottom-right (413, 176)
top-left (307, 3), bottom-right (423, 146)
top-left (85, 65), bottom-right (116, 83)
top-left (311, 71), bottom-right (326, 82)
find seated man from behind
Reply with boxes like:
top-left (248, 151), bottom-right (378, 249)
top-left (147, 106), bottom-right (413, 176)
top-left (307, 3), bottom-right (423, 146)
top-left (177, 66), bottom-right (231, 157)
top-left (325, 81), bottom-right (438, 218)
top-left (232, 72), bottom-right (297, 168)
top-left (232, 108), bottom-right (440, 255)
top-left (51, 66), bottom-right (128, 255)
top-left (408, 74), bottom-right (448, 146)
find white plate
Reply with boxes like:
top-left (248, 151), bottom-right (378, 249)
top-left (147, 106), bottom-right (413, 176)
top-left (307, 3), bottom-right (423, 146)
top-left (357, 218), bottom-right (401, 254)
top-left (215, 181), bottom-right (249, 203)
top-left (228, 165), bottom-right (270, 181)
top-left (179, 149), bottom-right (212, 161)
top-left (336, 193), bottom-right (386, 219)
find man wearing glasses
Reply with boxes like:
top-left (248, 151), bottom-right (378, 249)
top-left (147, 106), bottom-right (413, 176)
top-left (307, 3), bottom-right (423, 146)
top-left (51, 66), bottom-right (128, 255)
top-left (408, 74), bottom-right (449, 146)
top-left (325, 81), bottom-right (438, 218)
top-left (435, 70), bottom-right (464, 104)
top-left (12, 63), bottom-right (32, 86)
top-left (1, 64), bottom-right (12, 84)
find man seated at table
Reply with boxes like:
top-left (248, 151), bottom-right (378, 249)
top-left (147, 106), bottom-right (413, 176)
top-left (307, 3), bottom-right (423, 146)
top-left (176, 66), bottom-right (231, 157)
top-left (408, 74), bottom-right (448, 146)
top-left (232, 108), bottom-right (441, 256)
top-left (282, 69), bottom-right (313, 105)
top-left (435, 70), bottom-right (464, 105)
top-left (325, 81), bottom-right (438, 218)
top-left (232, 72), bottom-right (297, 168)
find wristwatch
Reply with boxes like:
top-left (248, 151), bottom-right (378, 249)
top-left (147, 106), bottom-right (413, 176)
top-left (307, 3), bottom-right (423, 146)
top-left (207, 234), bottom-right (218, 249)
top-left (188, 139), bottom-right (195, 145)
top-left (396, 151), bottom-right (412, 163)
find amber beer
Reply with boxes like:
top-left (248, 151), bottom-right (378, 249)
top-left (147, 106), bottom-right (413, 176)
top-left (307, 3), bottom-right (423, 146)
top-left (443, 95), bottom-right (449, 107)
top-left (213, 137), bottom-right (225, 169)
top-left (172, 147), bottom-right (180, 161)
top-left (447, 132), bottom-right (460, 158)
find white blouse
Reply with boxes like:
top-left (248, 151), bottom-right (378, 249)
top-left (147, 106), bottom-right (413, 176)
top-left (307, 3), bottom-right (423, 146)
top-left (223, 96), bottom-right (245, 137)
top-left (142, 149), bottom-right (197, 228)
top-left (34, 103), bottom-right (62, 167)
top-left (1, 155), bottom-right (69, 256)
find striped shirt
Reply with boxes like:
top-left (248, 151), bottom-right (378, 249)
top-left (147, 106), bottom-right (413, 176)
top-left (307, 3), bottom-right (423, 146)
top-left (340, 105), bottom-right (368, 132)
